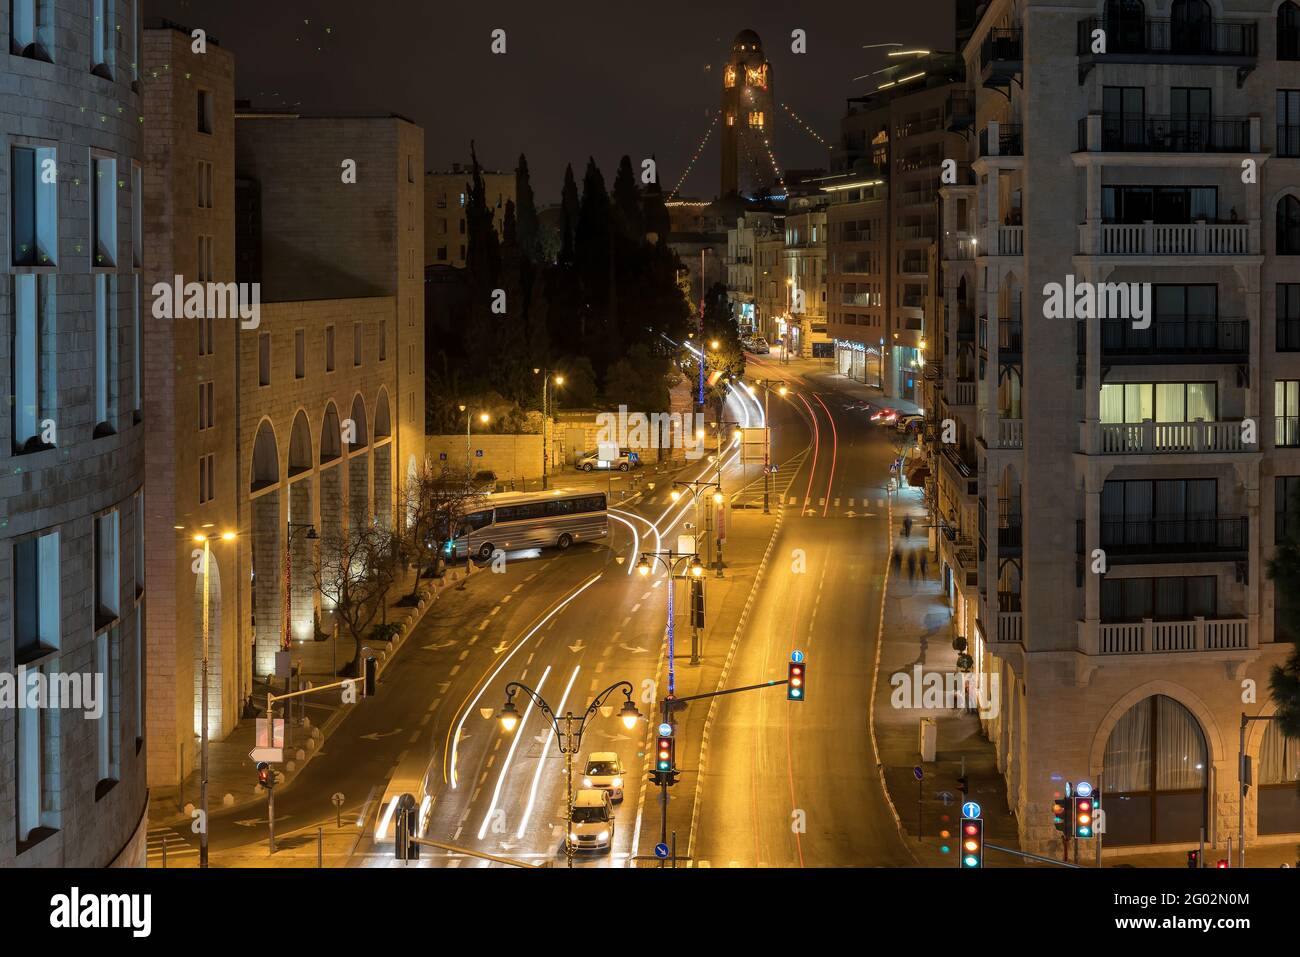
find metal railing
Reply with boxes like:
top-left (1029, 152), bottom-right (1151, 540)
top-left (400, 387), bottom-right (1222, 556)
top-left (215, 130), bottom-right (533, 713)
top-left (981, 28), bottom-right (1023, 69)
top-left (1090, 617), bottom-right (1250, 655)
top-left (1097, 114), bottom-right (1250, 152)
top-left (1076, 16), bottom-right (1257, 57)
top-left (1099, 318), bottom-right (1247, 356)
top-left (1091, 515), bottom-right (1248, 554)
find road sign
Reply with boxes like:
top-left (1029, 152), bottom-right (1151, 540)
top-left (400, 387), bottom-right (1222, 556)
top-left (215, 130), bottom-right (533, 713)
top-left (657, 723), bottom-right (673, 737)
top-left (962, 801), bottom-right (982, 819)
top-left (249, 747), bottom-right (283, 763)
top-left (1076, 780), bottom-right (1094, 798)
top-left (475, 449), bottom-right (483, 457)
top-left (439, 452), bottom-right (447, 461)
top-left (741, 427), bottom-right (767, 465)
top-left (791, 649), bottom-right (805, 663)
top-left (331, 792), bottom-right (345, 808)
top-left (654, 843), bottom-right (670, 859)
top-left (913, 766), bottom-right (924, 781)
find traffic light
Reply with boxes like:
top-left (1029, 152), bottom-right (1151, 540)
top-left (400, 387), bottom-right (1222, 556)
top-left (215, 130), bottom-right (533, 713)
top-left (655, 732), bottom-right (675, 773)
top-left (1216, 859), bottom-right (1229, 869)
top-left (1052, 795), bottom-right (1069, 833)
top-left (1073, 795), bottom-right (1095, 839)
top-left (394, 793), bottom-right (419, 861)
top-left (787, 659), bottom-right (805, 701)
top-left (363, 655), bottom-right (378, 698)
top-left (1187, 850), bottom-right (1200, 869)
top-left (690, 578), bottom-right (705, 628)
top-left (959, 816), bottom-right (983, 868)
top-left (256, 762), bottom-right (273, 790)
top-left (648, 768), bottom-right (681, 788)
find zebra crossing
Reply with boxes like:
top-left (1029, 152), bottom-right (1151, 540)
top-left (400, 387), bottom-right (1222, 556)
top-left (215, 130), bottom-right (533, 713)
top-left (146, 824), bottom-right (199, 867)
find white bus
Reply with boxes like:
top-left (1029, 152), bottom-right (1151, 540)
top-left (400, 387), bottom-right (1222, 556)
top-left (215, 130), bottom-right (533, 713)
top-left (447, 488), bottom-right (609, 561)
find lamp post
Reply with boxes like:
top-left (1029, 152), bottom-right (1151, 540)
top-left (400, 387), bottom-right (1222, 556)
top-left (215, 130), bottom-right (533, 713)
top-left (637, 550), bottom-right (705, 689)
top-left (193, 529), bottom-right (236, 869)
top-left (496, 681), bottom-right (641, 868)
top-left (283, 522), bottom-right (318, 649)
top-left (671, 479), bottom-right (724, 579)
top-left (753, 379), bottom-right (788, 513)
top-left (534, 369), bottom-right (565, 490)
top-left (460, 405), bottom-right (489, 482)
top-left (784, 277), bottom-right (793, 365)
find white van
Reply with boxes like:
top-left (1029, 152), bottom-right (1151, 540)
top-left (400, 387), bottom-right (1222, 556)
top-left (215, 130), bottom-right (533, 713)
top-left (568, 788), bottom-right (614, 853)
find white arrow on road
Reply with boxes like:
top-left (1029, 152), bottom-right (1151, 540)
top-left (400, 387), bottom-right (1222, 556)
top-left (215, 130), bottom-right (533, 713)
top-left (492, 641), bottom-right (509, 654)
top-left (360, 729), bottom-right (403, 741)
top-left (596, 732), bottom-right (634, 742)
top-left (234, 816), bottom-right (290, 827)
top-left (620, 644), bottom-right (649, 655)
top-left (422, 639), bottom-right (456, 651)
top-left (568, 639), bottom-right (586, 654)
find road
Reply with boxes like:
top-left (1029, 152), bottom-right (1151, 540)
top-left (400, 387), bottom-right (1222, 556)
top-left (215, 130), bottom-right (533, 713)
top-left (690, 359), bottom-right (914, 867)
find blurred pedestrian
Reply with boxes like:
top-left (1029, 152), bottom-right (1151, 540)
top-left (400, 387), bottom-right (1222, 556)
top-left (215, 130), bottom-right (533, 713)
top-left (907, 553), bottom-right (917, 581)
top-left (920, 554), bottom-right (929, 578)
top-left (892, 550), bottom-right (902, 574)
top-left (903, 516), bottom-right (913, 538)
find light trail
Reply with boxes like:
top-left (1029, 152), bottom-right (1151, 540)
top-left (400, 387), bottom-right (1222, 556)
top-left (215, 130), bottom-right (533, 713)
top-left (477, 666), bottom-right (551, 840)
top-left (513, 664), bottom-right (581, 840)
top-left (607, 511), bottom-right (640, 574)
top-left (811, 392), bottom-right (839, 518)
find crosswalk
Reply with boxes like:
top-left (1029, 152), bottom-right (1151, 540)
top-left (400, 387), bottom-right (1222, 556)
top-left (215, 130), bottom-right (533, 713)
top-left (146, 825), bottom-right (199, 867)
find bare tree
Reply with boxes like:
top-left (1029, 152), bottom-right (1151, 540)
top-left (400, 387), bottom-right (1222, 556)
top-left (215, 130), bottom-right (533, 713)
top-left (399, 464), bottom-right (486, 599)
top-left (312, 524), bottom-right (401, 676)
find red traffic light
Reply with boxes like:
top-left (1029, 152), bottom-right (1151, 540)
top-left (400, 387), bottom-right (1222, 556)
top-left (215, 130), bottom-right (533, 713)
top-left (787, 660), bottom-right (806, 701)
top-left (1216, 859), bottom-right (1229, 869)
top-left (958, 816), bottom-right (983, 868)
top-left (655, 735), bottom-right (675, 772)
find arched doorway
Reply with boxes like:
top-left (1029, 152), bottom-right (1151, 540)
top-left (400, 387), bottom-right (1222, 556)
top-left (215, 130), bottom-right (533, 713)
top-left (319, 402), bottom-right (345, 608)
top-left (1102, 694), bottom-right (1208, 845)
top-left (287, 410), bottom-right (315, 642)
top-left (193, 547), bottom-right (223, 738)
top-left (250, 418), bottom-right (282, 676)
top-left (1257, 720), bottom-right (1300, 834)
top-left (347, 394), bottom-right (370, 530)
top-left (373, 390), bottom-right (393, 530)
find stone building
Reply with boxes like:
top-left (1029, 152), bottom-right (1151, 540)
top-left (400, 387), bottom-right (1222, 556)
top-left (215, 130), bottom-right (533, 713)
top-left (931, 0), bottom-right (1300, 856)
top-left (720, 29), bottom-right (776, 197)
top-left (1, 0), bottom-right (148, 866)
top-left (425, 163), bottom-right (514, 269)
top-left (825, 175), bottom-right (889, 386)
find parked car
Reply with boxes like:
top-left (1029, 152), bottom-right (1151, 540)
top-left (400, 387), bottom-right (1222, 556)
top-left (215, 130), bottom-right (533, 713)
top-left (752, 337), bottom-right (771, 354)
top-left (577, 448), bottom-right (641, 472)
top-left (895, 414), bottom-right (924, 433)
top-left (870, 408), bottom-right (899, 426)
top-left (470, 470), bottom-right (499, 493)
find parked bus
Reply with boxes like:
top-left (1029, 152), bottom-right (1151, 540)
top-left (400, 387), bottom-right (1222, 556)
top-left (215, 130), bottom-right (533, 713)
top-left (446, 488), bottom-right (609, 561)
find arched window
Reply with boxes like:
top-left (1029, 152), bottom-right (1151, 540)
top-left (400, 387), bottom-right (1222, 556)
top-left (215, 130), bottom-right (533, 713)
top-left (1258, 720), bottom-right (1300, 834)
top-left (1280, 1), bottom-right (1300, 60)
top-left (1170, 0), bottom-right (1211, 53)
top-left (1102, 695), bottom-right (1208, 845)
top-left (1106, 0), bottom-right (1147, 53)
top-left (1279, 195), bottom-right (1300, 254)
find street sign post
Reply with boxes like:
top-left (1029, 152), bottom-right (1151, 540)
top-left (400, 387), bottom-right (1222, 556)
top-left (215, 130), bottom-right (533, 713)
top-left (654, 842), bottom-right (669, 860)
top-left (249, 746), bottom-right (283, 764)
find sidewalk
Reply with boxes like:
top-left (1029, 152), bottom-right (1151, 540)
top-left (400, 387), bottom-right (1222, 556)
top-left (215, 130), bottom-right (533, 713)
top-left (874, 486), bottom-right (1024, 866)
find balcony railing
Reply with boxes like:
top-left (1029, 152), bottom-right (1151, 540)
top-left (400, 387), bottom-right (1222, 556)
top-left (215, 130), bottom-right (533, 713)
top-left (981, 28), bottom-right (1023, 72)
top-left (997, 611), bottom-right (1023, 643)
top-left (1100, 318), bottom-right (1247, 358)
top-left (1075, 17), bottom-right (1258, 58)
top-left (1096, 114), bottom-right (1251, 153)
top-left (979, 123), bottom-right (1024, 157)
top-left (1092, 515), bottom-right (1248, 557)
top-left (995, 225), bottom-right (1023, 256)
top-left (999, 319), bottom-right (1023, 355)
top-left (953, 380), bottom-right (976, 406)
top-left (1086, 222), bottom-right (1250, 256)
top-left (994, 417), bottom-right (1024, 449)
top-left (1086, 617), bottom-right (1251, 656)
top-left (1094, 419), bottom-right (1255, 454)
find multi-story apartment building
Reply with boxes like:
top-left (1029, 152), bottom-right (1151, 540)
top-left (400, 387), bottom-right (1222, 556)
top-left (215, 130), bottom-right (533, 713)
top-left (932, 0), bottom-right (1300, 856)
top-left (726, 212), bottom-right (774, 335)
top-left (782, 197), bottom-right (830, 358)
top-left (831, 53), bottom-right (967, 400)
top-left (754, 221), bottom-right (786, 345)
top-left (2, 0), bottom-right (149, 866)
top-left (425, 163), bottom-right (513, 269)
top-left (826, 175), bottom-right (889, 385)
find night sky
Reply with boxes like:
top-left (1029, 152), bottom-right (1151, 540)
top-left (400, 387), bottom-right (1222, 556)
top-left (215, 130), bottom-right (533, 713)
top-left (149, 0), bottom-right (954, 202)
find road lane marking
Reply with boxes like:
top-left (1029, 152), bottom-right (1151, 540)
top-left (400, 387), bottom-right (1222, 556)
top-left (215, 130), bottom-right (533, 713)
top-left (458, 650), bottom-right (469, 661)
top-left (450, 664), bottom-right (461, 676)
top-left (630, 603), bottom-right (641, 613)
top-left (490, 606), bottom-right (501, 616)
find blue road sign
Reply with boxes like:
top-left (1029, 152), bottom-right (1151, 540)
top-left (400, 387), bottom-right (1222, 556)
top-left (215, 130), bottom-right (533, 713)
top-left (657, 723), bottom-right (672, 737)
top-left (913, 766), bottom-right (924, 781)
top-left (791, 650), bottom-right (805, 663)
top-left (439, 452), bottom-right (447, 461)
top-left (654, 843), bottom-right (670, 859)
top-left (1076, 781), bottom-right (1093, 798)
top-left (475, 449), bottom-right (484, 457)
top-left (962, 801), bottom-right (982, 819)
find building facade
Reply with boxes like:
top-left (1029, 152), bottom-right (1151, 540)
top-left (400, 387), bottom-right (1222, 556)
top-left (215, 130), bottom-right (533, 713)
top-left (826, 175), bottom-right (889, 386)
top-left (782, 198), bottom-right (829, 358)
top-left (425, 163), bottom-right (514, 269)
top-left (931, 0), bottom-right (1300, 855)
top-left (2, 0), bottom-right (149, 866)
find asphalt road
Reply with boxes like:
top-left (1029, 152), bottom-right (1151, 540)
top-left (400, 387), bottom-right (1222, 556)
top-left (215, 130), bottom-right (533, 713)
top-left (690, 360), bottom-right (915, 867)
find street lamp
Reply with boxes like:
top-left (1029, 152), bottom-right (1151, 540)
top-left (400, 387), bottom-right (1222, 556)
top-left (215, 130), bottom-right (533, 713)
top-left (673, 479), bottom-right (725, 577)
top-left (461, 406), bottom-right (489, 480)
top-left (638, 549), bottom-right (706, 688)
top-left (753, 379), bottom-right (790, 513)
top-left (495, 680), bottom-right (641, 867)
top-left (535, 369), bottom-right (565, 490)
top-left (192, 529), bottom-right (236, 869)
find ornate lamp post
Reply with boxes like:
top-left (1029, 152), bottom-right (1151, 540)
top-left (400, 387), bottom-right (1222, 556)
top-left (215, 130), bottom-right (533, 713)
top-left (496, 681), bottom-right (641, 867)
top-left (636, 551), bottom-right (704, 689)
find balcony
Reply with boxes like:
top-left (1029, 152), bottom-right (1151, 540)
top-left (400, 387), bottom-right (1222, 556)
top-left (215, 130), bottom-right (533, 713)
top-left (945, 93), bottom-right (974, 133)
top-left (1075, 17), bottom-right (1258, 85)
top-left (937, 444), bottom-right (978, 499)
top-left (957, 308), bottom-right (975, 340)
top-left (992, 417), bottom-right (1023, 449)
top-left (999, 320), bottom-right (1023, 358)
top-left (994, 225), bottom-right (1023, 256)
top-left (980, 28), bottom-right (1023, 88)
top-left (1083, 515), bottom-right (1248, 563)
top-left (1081, 221), bottom-right (1252, 257)
top-left (997, 503), bottom-right (1022, 551)
top-left (1092, 419), bottom-right (1257, 455)
top-left (979, 122), bottom-right (1023, 158)
top-left (1083, 617), bottom-right (1251, 656)
top-left (952, 380), bottom-right (976, 406)
top-left (1100, 318), bottom-right (1247, 362)
top-left (1093, 114), bottom-right (1251, 153)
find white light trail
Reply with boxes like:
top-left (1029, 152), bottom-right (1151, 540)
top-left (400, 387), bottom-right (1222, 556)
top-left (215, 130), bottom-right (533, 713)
top-left (477, 667), bottom-right (550, 841)
top-left (514, 664), bottom-right (581, 839)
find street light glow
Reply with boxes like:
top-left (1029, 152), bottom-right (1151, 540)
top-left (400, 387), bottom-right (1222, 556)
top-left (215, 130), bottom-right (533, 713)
top-left (636, 557), bottom-right (651, 577)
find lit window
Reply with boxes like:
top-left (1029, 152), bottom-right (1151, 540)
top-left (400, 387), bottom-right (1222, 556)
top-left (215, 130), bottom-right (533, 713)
top-left (724, 65), bottom-right (737, 88)
top-left (749, 112), bottom-right (765, 129)
top-left (726, 114), bottom-right (735, 126)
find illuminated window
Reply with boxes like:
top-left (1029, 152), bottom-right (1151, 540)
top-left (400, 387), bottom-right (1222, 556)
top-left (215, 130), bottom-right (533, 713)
top-left (724, 65), bottom-right (737, 88)
top-left (726, 114), bottom-right (735, 126)
top-left (749, 112), bottom-right (765, 129)
top-left (746, 65), bottom-right (768, 89)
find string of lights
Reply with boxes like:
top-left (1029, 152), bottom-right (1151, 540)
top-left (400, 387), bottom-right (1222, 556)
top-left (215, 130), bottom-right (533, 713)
top-left (669, 109), bottom-right (722, 200)
top-left (779, 102), bottom-right (833, 151)
top-left (761, 136), bottom-right (786, 191)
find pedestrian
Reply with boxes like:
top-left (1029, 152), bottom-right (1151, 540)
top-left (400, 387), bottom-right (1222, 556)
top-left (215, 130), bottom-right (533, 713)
top-left (920, 553), bottom-right (929, 579)
top-left (903, 516), bottom-right (913, 538)
top-left (907, 553), bottom-right (917, 581)
top-left (892, 550), bottom-right (902, 574)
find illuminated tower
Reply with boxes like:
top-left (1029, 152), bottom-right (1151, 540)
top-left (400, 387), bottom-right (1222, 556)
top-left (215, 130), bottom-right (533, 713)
top-left (720, 29), bottom-right (775, 197)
